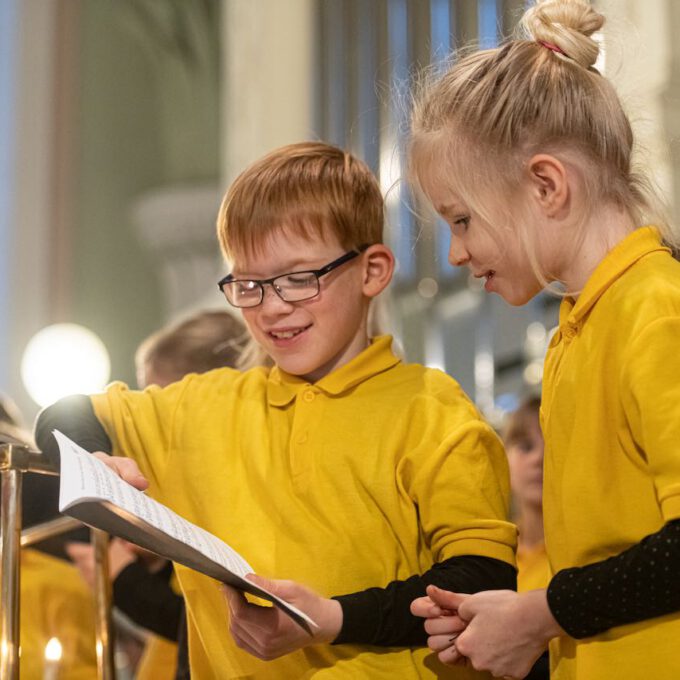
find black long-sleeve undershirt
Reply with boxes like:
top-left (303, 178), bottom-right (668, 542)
top-left (333, 555), bottom-right (516, 646)
top-left (113, 561), bottom-right (184, 642)
top-left (36, 394), bottom-right (112, 462)
top-left (547, 519), bottom-right (680, 638)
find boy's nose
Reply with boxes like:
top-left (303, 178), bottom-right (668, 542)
top-left (448, 235), bottom-right (471, 267)
top-left (260, 284), bottom-right (294, 313)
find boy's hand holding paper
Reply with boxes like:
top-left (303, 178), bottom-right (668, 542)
top-left (224, 574), bottom-right (342, 660)
top-left (91, 451), bottom-right (149, 491)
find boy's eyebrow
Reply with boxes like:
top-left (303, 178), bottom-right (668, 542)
top-left (231, 257), bottom-right (328, 279)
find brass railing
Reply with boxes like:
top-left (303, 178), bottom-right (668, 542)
top-left (0, 436), bottom-right (115, 679)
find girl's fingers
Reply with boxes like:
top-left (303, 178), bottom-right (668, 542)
top-left (424, 615), bottom-right (467, 636)
top-left (428, 633), bottom-right (459, 653)
top-left (438, 642), bottom-right (466, 666)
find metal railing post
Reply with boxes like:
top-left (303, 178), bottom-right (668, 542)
top-left (1, 437), bottom-right (116, 679)
top-left (92, 529), bottom-right (115, 679)
top-left (0, 464), bottom-right (22, 680)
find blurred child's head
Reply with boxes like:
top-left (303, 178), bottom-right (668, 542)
top-left (409, 0), bottom-right (672, 302)
top-left (216, 142), bottom-right (394, 381)
top-left (503, 396), bottom-right (543, 512)
top-left (0, 393), bottom-right (31, 445)
top-left (136, 310), bottom-right (247, 388)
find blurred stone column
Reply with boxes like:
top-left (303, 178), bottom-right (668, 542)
top-left (599, 0), bottom-right (673, 216)
top-left (664, 0), bottom-right (680, 226)
top-left (123, 0), bottom-right (225, 318)
top-left (130, 184), bottom-right (225, 317)
top-left (221, 0), bottom-right (317, 186)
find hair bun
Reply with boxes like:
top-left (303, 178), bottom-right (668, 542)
top-left (521, 0), bottom-right (605, 68)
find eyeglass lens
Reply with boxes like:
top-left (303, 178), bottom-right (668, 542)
top-left (222, 272), bottom-right (321, 307)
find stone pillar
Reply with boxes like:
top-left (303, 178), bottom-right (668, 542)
top-left (221, 0), bottom-right (317, 186)
top-left (599, 0), bottom-right (673, 211)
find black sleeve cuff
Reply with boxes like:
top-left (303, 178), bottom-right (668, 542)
top-left (547, 519), bottom-right (680, 639)
top-left (333, 555), bottom-right (516, 647)
top-left (34, 394), bottom-right (112, 463)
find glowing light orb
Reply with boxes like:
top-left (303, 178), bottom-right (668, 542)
top-left (21, 324), bottom-right (110, 407)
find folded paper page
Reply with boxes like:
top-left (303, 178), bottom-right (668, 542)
top-left (55, 429), bottom-right (316, 633)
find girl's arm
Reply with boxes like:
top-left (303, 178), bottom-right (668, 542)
top-left (547, 518), bottom-right (680, 638)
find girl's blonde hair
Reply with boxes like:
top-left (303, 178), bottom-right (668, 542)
top-left (409, 0), bottom-right (678, 268)
top-left (217, 141), bottom-right (384, 262)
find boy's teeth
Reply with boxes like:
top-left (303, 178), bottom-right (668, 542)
top-left (272, 329), bottom-right (301, 339)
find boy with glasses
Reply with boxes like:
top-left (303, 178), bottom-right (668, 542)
top-left (36, 141), bottom-right (516, 679)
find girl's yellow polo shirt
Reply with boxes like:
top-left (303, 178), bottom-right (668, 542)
top-left (91, 335), bottom-right (516, 679)
top-left (541, 227), bottom-right (680, 680)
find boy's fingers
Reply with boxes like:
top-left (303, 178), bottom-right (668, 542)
top-left (93, 452), bottom-right (149, 490)
top-left (426, 586), bottom-right (467, 612)
top-left (411, 596), bottom-right (442, 618)
top-left (222, 585), bottom-right (245, 613)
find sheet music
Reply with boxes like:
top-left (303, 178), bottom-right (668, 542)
top-left (54, 429), bottom-right (316, 632)
top-left (56, 429), bottom-right (253, 577)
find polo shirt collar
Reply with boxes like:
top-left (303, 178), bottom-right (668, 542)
top-left (266, 335), bottom-right (400, 406)
top-left (558, 226), bottom-right (669, 331)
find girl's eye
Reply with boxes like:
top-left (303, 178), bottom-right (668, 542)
top-left (453, 216), bottom-right (470, 230)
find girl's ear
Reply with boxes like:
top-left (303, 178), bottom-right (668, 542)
top-left (526, 154), bottom-right (570, 218)
top-left (362, 244), bottom-right (395, 298)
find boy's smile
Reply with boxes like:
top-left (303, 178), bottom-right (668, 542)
top-left (232, 227), bottom-right (373, 382)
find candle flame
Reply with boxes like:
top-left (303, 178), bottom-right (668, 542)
top-left (44, 637), bottom-right (62, 662)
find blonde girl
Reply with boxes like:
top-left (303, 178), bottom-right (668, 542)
top-left (409, 1), bottom-right (680, 679)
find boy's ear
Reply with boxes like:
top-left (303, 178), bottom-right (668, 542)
top-left (362, 244), bottom-right (394, 298)
top-left (526, 154), bottom-right (569, 218)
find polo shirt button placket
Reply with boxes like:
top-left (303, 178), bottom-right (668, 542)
top-left (563, 322), bottom-right (579, 342)
top-left (302, 389), bottom-right (315, 403)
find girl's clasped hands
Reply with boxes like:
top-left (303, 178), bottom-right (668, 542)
top-left (411, 586), bottom-right (564, 679)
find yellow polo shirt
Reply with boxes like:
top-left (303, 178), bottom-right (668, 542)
top-left (541, 227), bottom-right (680, 679)
top-left (91, 335), bottom-right (516, 679)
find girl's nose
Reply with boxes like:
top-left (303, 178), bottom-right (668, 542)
top-left (448, 234), bottom-right (471, 267)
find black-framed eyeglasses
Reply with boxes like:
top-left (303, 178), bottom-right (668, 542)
top-left (218, 244), bottom-right (370, 308)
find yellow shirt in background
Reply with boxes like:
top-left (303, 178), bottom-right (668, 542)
top-left (136, 634), bottom-right (177, 680)
top-left (542, 227), bottom-right (680, 679)
top-left (20, 549), bottom-right (98, 680)
top-left (92, 335), bottom-right (516, 679)
top-left (516, 542), bottom-right (550, 593)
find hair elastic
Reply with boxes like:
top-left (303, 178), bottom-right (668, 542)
top-left (538, 40), bottom-right (568, 57)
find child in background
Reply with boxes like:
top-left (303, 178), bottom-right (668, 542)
top-left (504, 396), bottom-right (549, 680)
top-left (408, 1), bottom-right (680, 678)
top-left (68, 309), bottom-right (248, 680)
top-left (37, 141), bottom-right (516, 679)
top-left (504, 396), bottom-right (549, 596)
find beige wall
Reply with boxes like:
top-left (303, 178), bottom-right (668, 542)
top-left (221, 0), bottom-right (317, 186)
